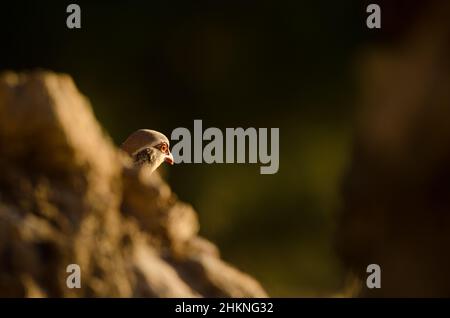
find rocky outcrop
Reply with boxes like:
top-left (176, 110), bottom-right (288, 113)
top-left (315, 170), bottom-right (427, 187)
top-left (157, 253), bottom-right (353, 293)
top-left (0, 71), bottom-right (267, 297)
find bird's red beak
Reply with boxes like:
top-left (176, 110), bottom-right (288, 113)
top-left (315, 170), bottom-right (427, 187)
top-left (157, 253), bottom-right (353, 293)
top-left (165, 152), bottom-right (174, 165)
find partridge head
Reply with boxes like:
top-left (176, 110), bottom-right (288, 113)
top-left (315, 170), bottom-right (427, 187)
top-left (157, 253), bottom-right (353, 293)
top-left (121, 129), bottom-right (174, 174)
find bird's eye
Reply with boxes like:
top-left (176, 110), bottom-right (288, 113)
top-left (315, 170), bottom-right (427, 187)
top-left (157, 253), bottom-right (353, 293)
top-left (159, 143), bottom-right (168, 154)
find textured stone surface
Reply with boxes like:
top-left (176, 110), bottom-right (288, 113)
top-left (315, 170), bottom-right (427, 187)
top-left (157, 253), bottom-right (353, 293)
top-left (0, 71), bottom-right (267, 298)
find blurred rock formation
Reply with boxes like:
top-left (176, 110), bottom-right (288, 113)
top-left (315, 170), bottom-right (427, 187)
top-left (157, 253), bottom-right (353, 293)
top-left (0, 71), bottom-right (266, 297)
top-left (338, 1), bottom-right (450, 297)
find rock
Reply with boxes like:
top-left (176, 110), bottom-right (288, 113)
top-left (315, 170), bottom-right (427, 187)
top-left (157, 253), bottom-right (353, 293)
top-left (0, 70), bottom-right (267, 297)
